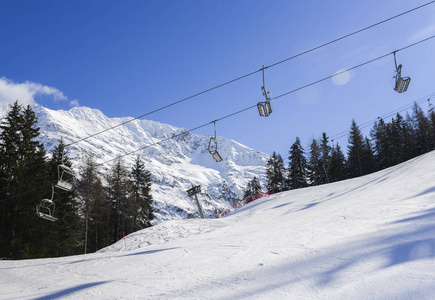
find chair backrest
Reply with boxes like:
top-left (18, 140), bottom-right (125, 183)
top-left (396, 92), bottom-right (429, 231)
top-left (56, 164), bottom-right (75, 191)
top-left (257, 101), bottom-right (272, 117)
top-left (394, 76), bottom-right (411, 93)
top-left (36, 199), bottom-right (58, 222)
top-left (208, 137), bottom-right (223, 162)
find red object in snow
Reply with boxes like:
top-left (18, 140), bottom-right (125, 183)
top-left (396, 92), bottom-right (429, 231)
top-left (243, 191), bottom-right (269, 204)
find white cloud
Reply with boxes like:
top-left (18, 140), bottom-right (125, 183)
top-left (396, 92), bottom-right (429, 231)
top-left (69, 99), bottom-right (80, 107)
top-left (0, 76), bottom-right (79, 107)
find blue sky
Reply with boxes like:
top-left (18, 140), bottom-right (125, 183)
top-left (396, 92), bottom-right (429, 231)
top-left (1, 0), bottom-right (435, 159)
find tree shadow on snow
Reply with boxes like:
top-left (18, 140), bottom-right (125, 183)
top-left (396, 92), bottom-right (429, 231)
top-left (409, 186), bottom-right (435, 199)
top-left (387, 238), bottom-right (435, 267)
top-left (123, 247), bottom-right (179, 257)
top-left (392, 207), bottom-right (435, 224)
top-left (294, 166), bottom-right (405, 214)
top-left (33, 281), bottom-right (109, 300)
top-left (159, 207), bottom-right (435, 299)
top-left (298, 202), bottom-right (320, 211)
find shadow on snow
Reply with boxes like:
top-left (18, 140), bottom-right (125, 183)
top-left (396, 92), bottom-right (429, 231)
top-left (33, 281), bottom-right (108, 300)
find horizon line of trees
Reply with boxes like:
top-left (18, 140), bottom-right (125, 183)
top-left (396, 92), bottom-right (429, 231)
top-left (245, 102), bottom-right (435, 196)
top-left (0, 101), bottom-right (154, 259)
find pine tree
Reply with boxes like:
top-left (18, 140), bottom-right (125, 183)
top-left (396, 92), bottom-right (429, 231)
top-left (243, 177), bottom-right (261, 198)
top-left (361, 137), bottom-right (376, 174)
top-left (0, 102), bottom-right (50, 259)
top-left (319, 133), bottom-right (332, 184)
top-left (329, 143), bottom-right (347, 182)
top-left (347, 119), bottom-right (365, 178)
top-left (251, 177), bottom-right (261, 194)
top-left (288, 137), bottom-right (308, 189)
top-left (388, 115), bottom-right (401, 166)
top-left (77, 155), bottom-right (106, 254)
top-left (266, 152), bottom-right (286, 194)
top-left (0, 103), bottom-right (22, 258)
top-left (47, 139), bottom-right (81, 256)
top-left (412, 102), bottom-right (431, 155)
top-left (88, 173), bottom-right (106, 252)
top-left (403, 112), bottom-right (418, 160)
top-left (107, 157), bottom-right (131, 243)
top-left (371, 118), bottom-right (392, 170)
top-left (307, 138), bottom-right (322, 186)
top-left (131, 155), bottom-right (154, 231)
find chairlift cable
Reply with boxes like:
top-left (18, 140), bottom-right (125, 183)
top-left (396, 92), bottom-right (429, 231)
top-left (63, 1), bottom-right (435, 149)
top-left (266, 1), bottom-right (435, 69)
top-left (95, 122), bottom-right (212, 166)
top-left (64, 69), bottom-right (260, 148)
top-left (2, 90), bottom-right (434, 205)
top-left (94, 35), bottom-right (435, 167)
top-left (3, 29), bottom-right (435, 203)
top-left (329, 92), bottom-right (435, 142)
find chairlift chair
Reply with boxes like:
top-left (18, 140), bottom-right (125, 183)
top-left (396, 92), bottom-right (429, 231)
top-left (36, 186), bottom-right (58, 222)
top-left (428, 99), bottom-right (434, 113)
top-left (257, 65), bottom-right (273, 117)
top-left (257, 100), bottom-right (272, 117)
top-left (208, 122), bottom-right (223, 162)
top-left (393, 52), bottom-right (411, 93)
top-left (208, 137), bottom-right (223, 162)
top-left (55, 164), bottom-right (75, 192)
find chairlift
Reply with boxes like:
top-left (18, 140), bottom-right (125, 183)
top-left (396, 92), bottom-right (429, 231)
top-left (208, 121), bottom-right (223, 162)
top-left (257, 101), bottom-right (272, 117)
top-left (257, 65), bottom-right (273, 117)
top-left (393, 52), bottom-right (411, 93)
top-left (54, 151), bottom-right (76, 192)
top-left (427, 98), bottom-right (435, 113)
top-left (36, 186), bottom-right (58, 222)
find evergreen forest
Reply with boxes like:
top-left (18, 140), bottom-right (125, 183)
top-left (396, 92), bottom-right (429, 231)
top-left (247, 102), bottom-right (435, 196)
top-left (0, 102), bottom-right (154, 259)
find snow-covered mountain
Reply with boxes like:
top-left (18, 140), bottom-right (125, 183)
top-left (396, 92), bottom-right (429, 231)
top-left (0, 102), bottom-right (269, 222)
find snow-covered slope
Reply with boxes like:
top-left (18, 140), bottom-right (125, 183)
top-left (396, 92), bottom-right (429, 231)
top-left (2, 149), bottom-right (435, 299)
top-left (0, 103), bottom-right (269, 222)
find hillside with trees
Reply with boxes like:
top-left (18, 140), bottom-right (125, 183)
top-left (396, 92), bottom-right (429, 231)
top-left (245, 102), bottom-right (435, 197)
top-left (0, 102), bottom-right (154, 259)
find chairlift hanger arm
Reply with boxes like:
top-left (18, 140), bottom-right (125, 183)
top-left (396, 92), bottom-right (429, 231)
top-left (261, 65), bottom-right (271, 100)
top-left (393, 51), bottom-right (399, 70)
top-left (213, 120), bottom-right (217, 138)
top-left (208, 121), bottom-right (223, 162)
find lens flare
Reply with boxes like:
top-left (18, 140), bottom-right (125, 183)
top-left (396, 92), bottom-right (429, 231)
top-left (332, 69), bottom-right (351, 85)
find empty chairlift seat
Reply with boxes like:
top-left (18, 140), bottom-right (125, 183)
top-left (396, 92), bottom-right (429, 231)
top-left (392, 52), bottom-right (411, 93)
top-left (257, 100), bottom-right (272, 117)
top-left (36, 199), bottom-right (58, 222)
top-left (208, 121), bottom-right (223, 162)
top-left (257, 65), bottom-right (273, 116)
top-left (208, 137), bottom-right (223, 162)
top-left (394, 68), bottom-right (411, 93)
top-left (36, 186), bottom-right (58, 222)
top-left (55, 164), bottom-right (76, 192)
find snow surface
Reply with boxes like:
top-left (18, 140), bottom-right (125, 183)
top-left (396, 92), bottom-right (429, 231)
top-left (2, 150), bottom-right (435, 299)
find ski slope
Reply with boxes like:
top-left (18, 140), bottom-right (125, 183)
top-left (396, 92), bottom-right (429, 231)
top-left (2, 151), bottom-right (435, 299)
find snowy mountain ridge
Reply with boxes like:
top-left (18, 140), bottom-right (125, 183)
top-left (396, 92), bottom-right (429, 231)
top-left (0, 102), bottom-right (269, 222)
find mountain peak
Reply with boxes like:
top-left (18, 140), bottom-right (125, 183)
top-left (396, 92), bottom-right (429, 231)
top-left (1, 103), bottom-right (269, 223)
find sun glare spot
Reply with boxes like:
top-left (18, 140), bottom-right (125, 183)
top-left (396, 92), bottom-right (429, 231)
top-left (332, 69), bottom-right (351, 86)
